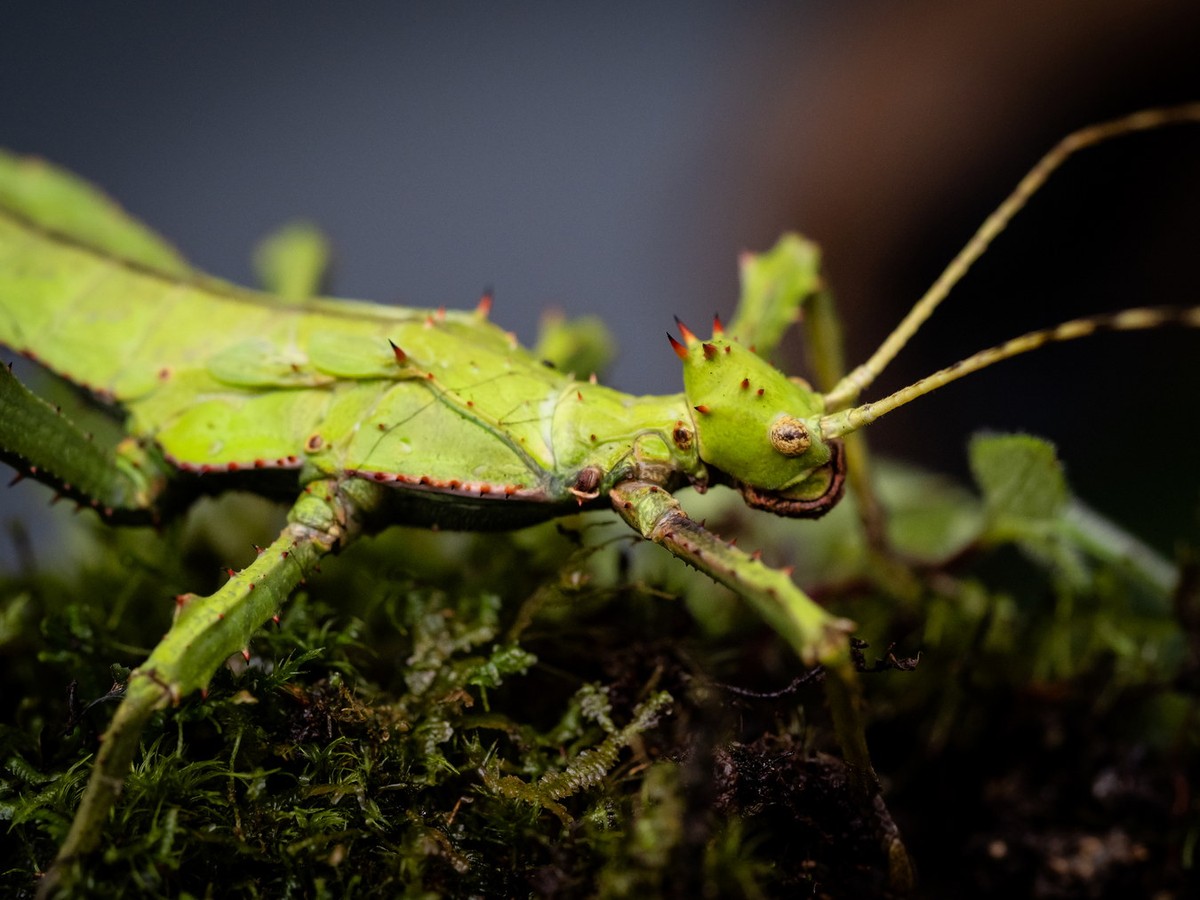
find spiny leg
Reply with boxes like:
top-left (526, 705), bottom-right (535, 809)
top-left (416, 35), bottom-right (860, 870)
top-left (0, 362), bottom-right (164, 521)
top-left (609, 479), bottom-right (914, 889)
top-left (40, 478), bottom-right (384, 898)
top-left (613, 480), bottom-right (851, 664)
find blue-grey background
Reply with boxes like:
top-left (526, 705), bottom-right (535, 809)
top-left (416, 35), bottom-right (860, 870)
top-left (3, 1), bottom-right (1200, 555)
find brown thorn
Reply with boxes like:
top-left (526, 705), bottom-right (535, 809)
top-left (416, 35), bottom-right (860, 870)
top-left (388, 339), bottom-right (407, 364)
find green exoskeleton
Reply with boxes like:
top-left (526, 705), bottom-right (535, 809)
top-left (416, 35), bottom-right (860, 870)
top-left (1, 104), bottom-right (1197, 894)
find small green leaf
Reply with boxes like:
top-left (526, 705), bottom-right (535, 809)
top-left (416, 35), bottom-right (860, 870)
top-left (0, 150), bottom-right (191, 276)
top-left (969, 432), bottom-right (1067, 524)
top-left (533, 310), bottom-right (615, 378)
top-left (253, 221), bottom-right (331, 300)
top-left (727, 233), bottom-right (822, 358)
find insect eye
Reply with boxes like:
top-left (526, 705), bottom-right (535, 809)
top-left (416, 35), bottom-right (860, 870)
top-left (769, 415), bottom-right (810, 457)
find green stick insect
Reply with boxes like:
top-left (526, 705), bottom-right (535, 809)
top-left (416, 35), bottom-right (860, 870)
top-left (1, 105), bottom-right (1198, 894)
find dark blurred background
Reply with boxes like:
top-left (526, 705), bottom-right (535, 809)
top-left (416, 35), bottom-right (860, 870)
top-left (3, 0), bottom-right (1199, 552)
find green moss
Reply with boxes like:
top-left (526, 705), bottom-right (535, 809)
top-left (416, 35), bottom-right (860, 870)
top-left (3, 436), bottom-right (1199, 897)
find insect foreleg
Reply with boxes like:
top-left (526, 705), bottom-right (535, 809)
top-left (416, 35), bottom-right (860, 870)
top-left (0, 362), bottom-right (164, 522)
top-left (610, 478), bottom-right (913, 886)
top-left (41, 478), bottom-right (383, 897)
top-left (611, 479), bottom-right (852, 665)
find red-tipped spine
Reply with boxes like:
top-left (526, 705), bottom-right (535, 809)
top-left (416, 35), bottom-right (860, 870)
top-left (673, 316), bottom-right (700, 347)
top-left (712, 313), bottom-right (724, 337)
top-left (667, 333), bottom-right (689, 360)
top-left (476, 290), bottom-right (493, 318)
top-left (389, 340), bottom-right (408, 365)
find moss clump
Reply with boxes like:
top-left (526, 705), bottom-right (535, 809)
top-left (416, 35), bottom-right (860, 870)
top-left (3, 433), bottom-right (1199, 898)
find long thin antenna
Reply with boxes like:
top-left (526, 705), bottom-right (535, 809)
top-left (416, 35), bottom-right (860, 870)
top-left (819, 307), bottom-right (1200, 439)
top-left (822, 103), bottom-right (1200, 412)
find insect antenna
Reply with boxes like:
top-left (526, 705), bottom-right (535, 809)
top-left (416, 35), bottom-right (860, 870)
top-left (822, 103), bottom-right (1200, 412)
top-left (818, 306), bottom-right (1200, 439)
